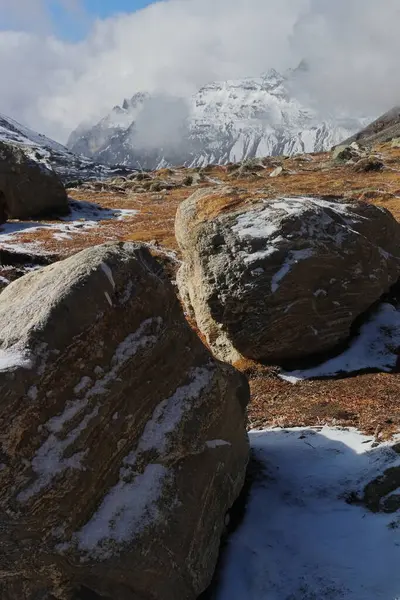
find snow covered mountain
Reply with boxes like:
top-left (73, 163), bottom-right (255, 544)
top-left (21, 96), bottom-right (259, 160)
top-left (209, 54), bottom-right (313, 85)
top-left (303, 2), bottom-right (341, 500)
top-left (68, 68), bottom-right (371, 170)
top-left (0, 113), bottom-right (132, 183)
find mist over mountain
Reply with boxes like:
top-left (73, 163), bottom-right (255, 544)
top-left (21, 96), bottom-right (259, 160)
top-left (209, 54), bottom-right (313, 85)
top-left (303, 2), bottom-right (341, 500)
top-left (1, 0), bottom-right (400, 145)
top-left (68, 66), bottom-right (370, 170)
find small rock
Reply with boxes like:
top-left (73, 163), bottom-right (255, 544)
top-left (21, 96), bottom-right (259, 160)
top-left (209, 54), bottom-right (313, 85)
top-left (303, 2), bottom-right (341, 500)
top-left (352, 156), bottom-right (385, 172)
top-left (269, 166), bottom-right (284, 178)
top-left (364, 466), bottom-right (400, 512)
top-left (332, 144), bottom-right (363, 162)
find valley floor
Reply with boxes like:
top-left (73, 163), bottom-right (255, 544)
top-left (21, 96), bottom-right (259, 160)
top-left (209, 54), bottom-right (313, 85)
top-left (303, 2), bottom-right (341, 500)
top-left (1, 143), bottom-right (400, 439)
top-left (213, 427), bottom-right (400, 600)
top-left (1, 142), bottom-right (400, 599)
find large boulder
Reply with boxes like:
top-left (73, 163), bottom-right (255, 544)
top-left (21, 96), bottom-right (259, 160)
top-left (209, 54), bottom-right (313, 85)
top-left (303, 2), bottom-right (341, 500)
top-left (175, 189), bottom-right (400, 363)
top-left (0, 242), bottom-right (249, 599)
top-left (0, 141), bottom-right (68, 221)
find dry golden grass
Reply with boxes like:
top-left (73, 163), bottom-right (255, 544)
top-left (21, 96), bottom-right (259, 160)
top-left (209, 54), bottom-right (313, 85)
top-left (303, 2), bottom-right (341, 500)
top-left (233, 359), bottom-right (400, 439)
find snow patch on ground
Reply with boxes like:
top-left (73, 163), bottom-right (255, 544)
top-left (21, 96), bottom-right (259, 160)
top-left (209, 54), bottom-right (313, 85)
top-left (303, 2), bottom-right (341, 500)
top-left (215, 427), bottom-right (400, 600)
top-left (0, 199), bottom-right (138, 254)
top-left (280, 302), bottom-right (400, 382)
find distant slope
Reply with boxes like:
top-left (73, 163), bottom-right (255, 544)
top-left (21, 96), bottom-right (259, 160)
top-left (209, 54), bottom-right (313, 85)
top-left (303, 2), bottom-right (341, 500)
top-left (342, 106), bottom-right (400, 146)
top-left (0, 113), bottom-right (132, 183)
top-left (68, 68), bottom-right (371, 171)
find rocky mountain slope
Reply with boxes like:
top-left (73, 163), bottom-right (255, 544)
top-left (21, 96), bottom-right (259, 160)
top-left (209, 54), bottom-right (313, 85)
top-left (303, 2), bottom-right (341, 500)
top-left (342, 105), bottom-right (400, 147)
top-left (68, 68), bottom-right (370, 170)
top-left (0, 113), bottom-right (133, 184)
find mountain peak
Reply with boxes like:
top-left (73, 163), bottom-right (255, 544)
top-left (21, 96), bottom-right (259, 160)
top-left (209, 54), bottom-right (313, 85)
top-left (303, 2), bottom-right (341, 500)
top-left (68, 71), bottom-right (371, 170)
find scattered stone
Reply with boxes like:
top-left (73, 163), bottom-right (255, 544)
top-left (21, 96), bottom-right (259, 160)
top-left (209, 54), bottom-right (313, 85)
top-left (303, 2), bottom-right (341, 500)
top-left (269, 166), bottom-right (284, 178)
top-left (364, 466), bottom-right (400, 512)
top-left (293, 155), bottom-right (313, 163)
top-left (240, 159), bottom-right (264, 172)
top-left (352, 156), bottom-right (385, 172)
top-left (176, 189), bottom-right (400, 363)
top-left (382, 494), bottom-right (400, 514)
top-left (149, 181), bottom-right (162, 192)
top-left (0, 242), bottom-right (249, 600)
top-left (332, 144), bottom-right (364, 163)
top-left (183, 175), bottom-right (194, 186)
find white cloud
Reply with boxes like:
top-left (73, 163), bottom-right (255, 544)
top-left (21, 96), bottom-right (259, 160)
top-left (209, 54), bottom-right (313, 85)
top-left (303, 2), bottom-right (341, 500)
top-left (0, 0), bottom-right (399, 143)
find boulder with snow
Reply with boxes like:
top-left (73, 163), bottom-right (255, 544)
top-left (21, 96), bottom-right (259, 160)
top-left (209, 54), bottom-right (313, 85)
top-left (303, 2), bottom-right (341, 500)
top-left (175, 189), bottom-right (400, 363)
top-left (0, 242), bottom-right (249, 600)
top-left (0, 140), bottom-right (68, 222)
top-left (332, 142), bottom-right (364, 163)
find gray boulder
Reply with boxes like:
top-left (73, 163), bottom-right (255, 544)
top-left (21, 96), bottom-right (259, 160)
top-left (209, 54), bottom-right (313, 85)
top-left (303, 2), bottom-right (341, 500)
top-left (0, 242), bottom-right (249, 599)
top-left (0, 141), bottom-right (68, 222)
top-left (176, 188), bottom-right (400, 363)
top-left (332, 142), bottom-right (364, 163)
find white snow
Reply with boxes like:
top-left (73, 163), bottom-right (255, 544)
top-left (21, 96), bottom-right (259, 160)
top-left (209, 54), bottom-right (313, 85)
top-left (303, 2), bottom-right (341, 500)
top-left (231, 196), bottom-right (359, 272)
top-left (100, 262), bottom-right (115, 289)
top-left (17, 407), bottom-right (96, 502)
top-left (18, 317), bottom-right (163, 501)
top-left (206, 440), bottom-right (232, 449)
top-left (271, 248), bottom-right (313, 293)
top-left (232, 210), bottom-right (281, 240)
top-left (27, 385), bottom-right (38, 401)
top-left (75, 363), bottom-right (215, 559)
top-left (124, 365), bottom-right (214, 467)
top-left (104, 291), bottom-right (113, 307)
top-left (74, 376), bottom-right (93, 395)
top-left (76, 463), bottom-right (168, 558)
top-left (314, 288), bottom-right (327, 297)
top-left (280, 302), bottom-right (400, 382)
top-left (0, 347), bottom-right (33, 371)
top-left (215, 426), bottom-right (400, 600)
top-left (0, 200), bottom-right (138, 254)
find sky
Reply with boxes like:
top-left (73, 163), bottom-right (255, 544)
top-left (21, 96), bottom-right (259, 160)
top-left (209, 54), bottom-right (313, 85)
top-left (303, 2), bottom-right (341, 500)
top-left (0, 0), bottom-right (400, 144)
top-left (51, 1), bottom-right (156, 40)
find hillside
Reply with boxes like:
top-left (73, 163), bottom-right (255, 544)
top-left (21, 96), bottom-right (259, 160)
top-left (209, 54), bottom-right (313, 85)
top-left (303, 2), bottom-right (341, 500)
top-left (68, 68), bottom-right (370, 170)
top-left (0, 113), bottom-right (134, 184)
top-left (342, 105), bottom-right (400, 146)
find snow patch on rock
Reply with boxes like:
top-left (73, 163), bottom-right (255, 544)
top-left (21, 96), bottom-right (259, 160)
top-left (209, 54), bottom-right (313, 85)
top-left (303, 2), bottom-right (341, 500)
top-left (76, 463), bottom-right (169, 559)
top-left (18, 317), bottom-right (163, 501)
